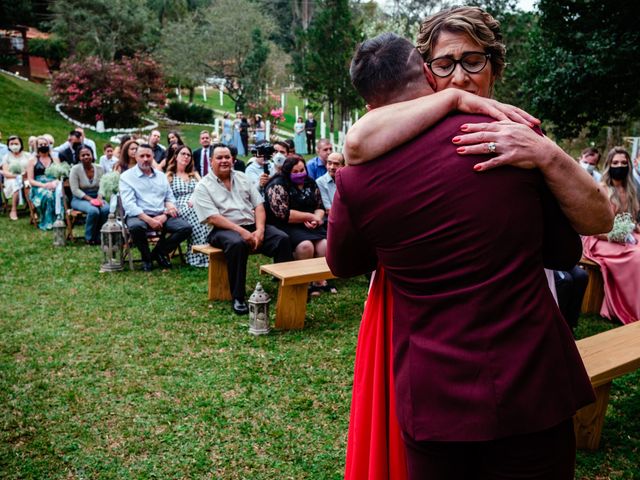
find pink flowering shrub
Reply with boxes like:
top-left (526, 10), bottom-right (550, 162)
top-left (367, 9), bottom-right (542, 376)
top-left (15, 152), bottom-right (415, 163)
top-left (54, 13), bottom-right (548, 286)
top-left (270, 107), bottom-right (285, 123)
top-left (51, 55), bottom-right (165, 128)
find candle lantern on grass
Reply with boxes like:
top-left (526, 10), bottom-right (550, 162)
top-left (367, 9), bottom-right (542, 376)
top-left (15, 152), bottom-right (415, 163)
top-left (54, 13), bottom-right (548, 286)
top-left (52, 216), bottom-right (66, 246)
top-left (248, 282), bottom-right (271, 335)
top-left (100, 213), bottom-right (124, 272)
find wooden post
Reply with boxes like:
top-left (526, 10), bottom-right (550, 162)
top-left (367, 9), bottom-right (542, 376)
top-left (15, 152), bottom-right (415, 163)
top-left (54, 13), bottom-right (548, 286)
top-left (580, 262), bottom-right (604, 314)
top-left (208, 251), bottom-right (231, 301)
top-left (574, 382), bottom-right (612, 450)
top-left (274, 284), bottom-right (308, 330)
top-left (202, 85), bottom-right (207, 102)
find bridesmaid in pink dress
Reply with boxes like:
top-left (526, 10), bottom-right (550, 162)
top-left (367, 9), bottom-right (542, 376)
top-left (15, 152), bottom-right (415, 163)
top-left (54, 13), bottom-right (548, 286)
top-left (582, 146), bottom-right (640, 324)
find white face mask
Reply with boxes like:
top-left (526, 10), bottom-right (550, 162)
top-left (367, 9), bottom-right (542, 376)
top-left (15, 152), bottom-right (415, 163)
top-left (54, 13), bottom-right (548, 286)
top-left (580, 161), bottom-right (595, 174)
top-left (9, 144), bottom-right (20, 153)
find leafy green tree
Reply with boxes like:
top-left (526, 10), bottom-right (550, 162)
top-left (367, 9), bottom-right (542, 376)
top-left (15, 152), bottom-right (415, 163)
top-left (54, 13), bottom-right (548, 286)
top-left (295, 0), bottom-right (363, 134)
top-left (50, 0), bottom-right (158, 61)
top-left (28, 36), bottom-right (69, 71)
top-left (198, 0), bottom-right (275, 112)
top-left (146, 0), bottom-right (188, 26)
top-left (520, 0), bottom-right (640, 140)
top-left (156, 12), bottom-right (208, 102)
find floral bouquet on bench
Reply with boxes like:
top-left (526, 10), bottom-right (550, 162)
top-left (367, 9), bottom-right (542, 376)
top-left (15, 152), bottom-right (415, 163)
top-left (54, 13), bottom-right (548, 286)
top-left (607, 212), bottom-right (637, 244)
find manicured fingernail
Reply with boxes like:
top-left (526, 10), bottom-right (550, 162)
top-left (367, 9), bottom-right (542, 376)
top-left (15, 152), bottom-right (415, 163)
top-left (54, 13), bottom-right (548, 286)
top-left (460, 124), bottom-right (469, 131)
top-left (452, 136), bottom-right (461, 143)
top-left (456, 147), bottom-right (466, 153)
top-left (473, 164), bottom-right (482, 171)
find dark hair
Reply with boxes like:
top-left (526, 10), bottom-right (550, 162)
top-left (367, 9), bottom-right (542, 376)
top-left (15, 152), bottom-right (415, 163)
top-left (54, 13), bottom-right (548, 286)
top-left (350, 32), bottom-right (426, 107)
top-left (281, 155), bottom-right (307, 182)
top-left (167, 130), bottom-right (183, 145)
top-left (166, 145), bottom-right (195, 181)
top-left (7, 135), bottom-right (23, 152)
top-left (68, 130), bottom-right (82, 139)
top-left (78, 144), bottom-right (95, 162)
top-left (581, 147), bottom-right (600, 157)
top-left (116, 139), bottom-right (139, 172)
top-left (274, 140), bottom-right (290, 154)
top-left (228, 145), bottom-right (238, 159)
top-left (103, 143), bottom-right (113, 151)
top-left (284, 139), bottom-right (295, 152)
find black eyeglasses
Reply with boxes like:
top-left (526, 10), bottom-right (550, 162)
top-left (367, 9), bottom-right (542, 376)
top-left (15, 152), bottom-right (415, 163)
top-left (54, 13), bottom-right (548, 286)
top-left (427, 52), bottom-right (491, 78)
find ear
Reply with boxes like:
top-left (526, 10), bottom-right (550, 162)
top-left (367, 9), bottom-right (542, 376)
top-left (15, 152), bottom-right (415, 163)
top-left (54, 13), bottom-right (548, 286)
top-left (423, 63), bottom-right (437, 90)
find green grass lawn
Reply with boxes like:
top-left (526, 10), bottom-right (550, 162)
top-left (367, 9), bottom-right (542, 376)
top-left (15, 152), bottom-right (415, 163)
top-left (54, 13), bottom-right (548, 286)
top-left (0, 215), bottom-right (638, 479)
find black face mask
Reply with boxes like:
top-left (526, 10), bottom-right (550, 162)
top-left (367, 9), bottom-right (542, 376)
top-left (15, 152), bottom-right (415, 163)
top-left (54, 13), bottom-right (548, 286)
top-left (609, 166), bottom-right (629, 180)
top-left (37, 145), bottom-right (50, 154)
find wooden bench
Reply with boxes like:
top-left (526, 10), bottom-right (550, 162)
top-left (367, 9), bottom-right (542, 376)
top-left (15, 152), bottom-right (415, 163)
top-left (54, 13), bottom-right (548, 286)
top-left (192, 245), bottom-right (231, 301)
top-left (579, 257), bottom-right (604, 315)
top-left (260, 257), bottom-right (336, 330)
top-left (574, 321), bottom-right (640, 449)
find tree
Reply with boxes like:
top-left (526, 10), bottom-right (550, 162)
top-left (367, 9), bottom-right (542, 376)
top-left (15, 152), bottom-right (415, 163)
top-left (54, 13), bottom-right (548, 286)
top-left (519, 0), bottom-right (640, 140)
top-left (50, 0), bottom-right (158, 61)
top-left (294, 0), bottom-right (363, 135)
top-left (156, 12), bottom-right (208, 102)
top-left (197, 0), bottom-right (275, 112)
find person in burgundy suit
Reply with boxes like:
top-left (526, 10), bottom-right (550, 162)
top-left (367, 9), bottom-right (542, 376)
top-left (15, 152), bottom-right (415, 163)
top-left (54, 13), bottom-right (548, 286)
top-left (328, 32), bottom-right (601, 480)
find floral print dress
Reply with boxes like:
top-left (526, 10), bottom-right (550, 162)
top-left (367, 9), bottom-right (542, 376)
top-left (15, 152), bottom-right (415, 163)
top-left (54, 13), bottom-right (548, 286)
top-left (171, 175), bottom-right (211, 267)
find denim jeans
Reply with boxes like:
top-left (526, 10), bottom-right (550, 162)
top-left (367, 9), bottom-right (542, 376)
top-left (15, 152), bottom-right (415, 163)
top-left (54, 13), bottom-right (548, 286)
top-left (71, 192), bottom-right (110, 242)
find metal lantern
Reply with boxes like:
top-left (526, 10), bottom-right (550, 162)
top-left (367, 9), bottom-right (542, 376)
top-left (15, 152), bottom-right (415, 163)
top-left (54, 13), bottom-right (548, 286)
top-left (52, 216), bottom-right (66, 246)
top-left (100, 213), bottom-right (124, 272)
top-left (248, 282), bottom-right (271, 335)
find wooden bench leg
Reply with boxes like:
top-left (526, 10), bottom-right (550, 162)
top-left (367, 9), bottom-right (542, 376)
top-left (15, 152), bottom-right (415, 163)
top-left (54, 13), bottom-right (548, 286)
top-left (274, 283), bottom-right (308, 330)
top-left (208, 253), bottom-right (231, 301)
top-left (574, 382), bottom-right (612, 450)
top-left (581, 265), bottom-right (604, 315)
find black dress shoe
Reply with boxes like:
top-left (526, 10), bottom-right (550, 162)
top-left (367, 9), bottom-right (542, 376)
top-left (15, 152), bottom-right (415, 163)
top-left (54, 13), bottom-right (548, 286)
top-left (153, 253), bottom-right (172, 269)
top-left (232, 299), bottom-right (249, 315)
top-left (142, 261), bottom-right (153, 272)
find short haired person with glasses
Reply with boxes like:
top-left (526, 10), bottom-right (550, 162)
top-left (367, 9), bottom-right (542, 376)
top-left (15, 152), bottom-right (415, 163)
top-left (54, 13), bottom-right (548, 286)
top-left (328, 9), bottom-right (613, 479)
top-left (344, 6), bottom-right (611, 237)
top-left (192, 144), bottom-right (293, 315)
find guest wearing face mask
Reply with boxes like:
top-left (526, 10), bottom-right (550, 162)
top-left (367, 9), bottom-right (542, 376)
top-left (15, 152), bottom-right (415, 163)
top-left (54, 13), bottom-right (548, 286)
top-left (578, 147), bottom-right (602, 183)
top-left (264, 155), bottom-right (332, 294)
top-left (583, 147), bottom-right (640, 325)
top-left (1, 135), bottom-right (32, 220)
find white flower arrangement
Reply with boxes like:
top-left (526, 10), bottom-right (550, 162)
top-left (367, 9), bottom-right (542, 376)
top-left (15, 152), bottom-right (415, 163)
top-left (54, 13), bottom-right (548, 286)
top-left (45, 162), bottom-right (71, 180)
top-left (98, 171), bottom-right (120, 202)
top-left (8, 161), bottom-right (24, 175)
top-left (607, 212), bottom-right (637, 244)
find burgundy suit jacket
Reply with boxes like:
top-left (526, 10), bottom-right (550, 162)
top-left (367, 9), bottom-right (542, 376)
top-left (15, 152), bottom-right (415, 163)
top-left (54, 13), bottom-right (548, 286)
top-left (327, 113), bottom-right (595, 442)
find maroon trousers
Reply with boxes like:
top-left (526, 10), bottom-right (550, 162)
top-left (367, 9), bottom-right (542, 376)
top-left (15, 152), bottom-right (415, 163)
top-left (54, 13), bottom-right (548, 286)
top-left (402, 419), bottom-right (576, 480)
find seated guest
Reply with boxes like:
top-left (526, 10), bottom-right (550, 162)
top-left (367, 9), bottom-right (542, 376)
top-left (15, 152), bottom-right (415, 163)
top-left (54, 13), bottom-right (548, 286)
top-left (114, 139), bottom-right (138, 173)
top-left (148, 129), bottom-right (165, 164)
top-left (156, 141), bottom-right (181, 172)
top-left (316, 152), bottom-right (345, 217)
top-left (99, 143), bottom-right (117, 173)
top-left (265, 155), bottom-right (327, 259)
top-left (554, 266), bottom-right (589, 333)
top-left (119, 144), bottom-right (192, 272)
top-left (192, 144), bottom-right (293, 314)
top-left (193, 130), bottom-right (213, 177)
top-left (27, 138), bottom-right (61, 230)
top-left (2, 135), bottom-right (31, 221)
top-left (229, 145), bottom-right (245, 172)
top-left (166, 145), bottom-right (211, 268)
top-left (265, 155), bottom-right (332, 294)
top-left (69, 145), bottom-right (110, 244)
top-left (58, 130), bottom-right (83, 165)
top-left (578, 147), bottom-right (602, 183)
top-left (273, 141), bottom-right (290, 156)
top-left (245, 140), bottom-right (276, 193)
top-left (306, 139), bottom-right (333, 180)
top-left (583, 146), bottom-right (640, 324)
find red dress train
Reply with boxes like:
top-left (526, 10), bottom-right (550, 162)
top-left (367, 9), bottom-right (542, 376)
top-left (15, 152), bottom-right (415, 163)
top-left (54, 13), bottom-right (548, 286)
top-left (344, 268), bottom-right (408, 480)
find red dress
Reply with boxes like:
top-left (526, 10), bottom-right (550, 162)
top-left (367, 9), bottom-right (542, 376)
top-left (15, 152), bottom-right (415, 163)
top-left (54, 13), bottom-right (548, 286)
top-left (345, 268), bottom-right (407, 480)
